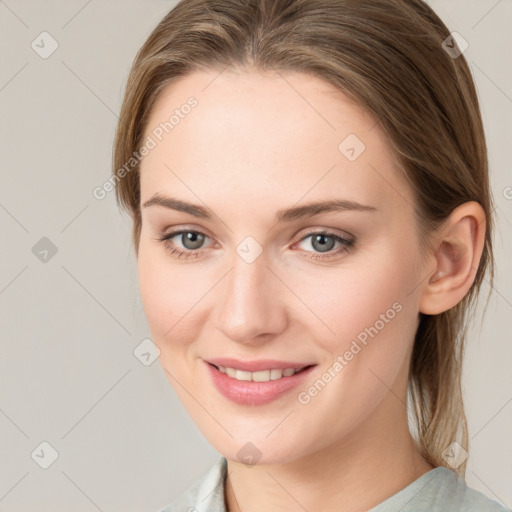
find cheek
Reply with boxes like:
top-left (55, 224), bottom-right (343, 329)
top-left (137, 242), bottom-right (206, 350)
top-left (289, 244), bottom-right (419, 354)
top-left (287, 251), bottom-right (419, 439)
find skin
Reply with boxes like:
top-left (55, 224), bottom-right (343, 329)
top-left (136, 68), bottom-right (485, 512)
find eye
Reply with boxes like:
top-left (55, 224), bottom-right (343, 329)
top-left (156, 228), bottom-right (354, 261)
top-left (294, 231), bottom-right (354, 260)
top-left (157, 229), bottom-right (212, 260)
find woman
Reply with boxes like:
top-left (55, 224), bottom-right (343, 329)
top-left (112, 0), bottom-right (509, 510)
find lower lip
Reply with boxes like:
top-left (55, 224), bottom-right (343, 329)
top-left (205, 361), bottom-right (317, 406)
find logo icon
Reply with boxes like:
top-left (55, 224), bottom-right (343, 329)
top-left (32, 237), bottom-right (58, 263)
top-left (31, 32), bottom-right (59, 59)
top-left (236, 442), bottom-right (262, 467)
top-left (31, 441), bottom-right (59, 469)
top-left (236, 236), bottom-right (263, 264)
top-left (133, 338), bottom-right (160, 366)
top-left (442, 32), bottom-right (468, 59)
top-left (338, 133), bottom-right (366, 162)
top-left (441, 441), bottom-right (468, 468)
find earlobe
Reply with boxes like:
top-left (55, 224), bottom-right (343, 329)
top-left (419, 202), bottom-right (486, 315)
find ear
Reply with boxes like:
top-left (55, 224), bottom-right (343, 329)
top-left (419, 201), bottom-right (486, 315)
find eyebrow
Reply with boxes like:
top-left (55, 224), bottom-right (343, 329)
top-left (142, 193), bottom-right (377, 222)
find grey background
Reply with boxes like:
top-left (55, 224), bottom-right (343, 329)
top-left (0, 1), bottom-right (511, 510)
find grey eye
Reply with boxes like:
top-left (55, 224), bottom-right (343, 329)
top-left (309, 233), bottom-right (337, 253)
top-left (178, 231), bottom-right (206, 250)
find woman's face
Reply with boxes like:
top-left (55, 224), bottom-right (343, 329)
top-left (137, 69), bottom-right (430, 465)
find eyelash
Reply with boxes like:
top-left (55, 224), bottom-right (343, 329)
top-left (156, 228), bottom-right (354, 261)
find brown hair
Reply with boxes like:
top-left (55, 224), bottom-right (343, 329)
top-left (112, 0), bottom-right (495, 477)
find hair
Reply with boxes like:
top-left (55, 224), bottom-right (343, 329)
top-left (112, 0), bottom-right (495, 477)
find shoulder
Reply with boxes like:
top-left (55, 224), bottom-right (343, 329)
top-left (455, 475), bottom-right (510, 512)
top-left (433, 467), bottom-right (509, 512)
top-left (156, 456), bottom-right (228, 512)
top-left (371, 467), bottom-right (510, 512)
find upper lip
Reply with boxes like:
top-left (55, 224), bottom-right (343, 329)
top-left (205, 358), bottom-right (316, 372)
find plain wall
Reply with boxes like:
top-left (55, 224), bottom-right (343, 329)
top-left (1, 1), bottom-right (511, 510)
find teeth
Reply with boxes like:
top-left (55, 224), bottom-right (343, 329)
top-left (218, 365), bottom-right (306, 382)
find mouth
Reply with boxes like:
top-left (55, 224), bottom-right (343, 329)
top-left (204, 360), bottom-right (318, 406)
top-left (208, 362), bottom-right (316, 382)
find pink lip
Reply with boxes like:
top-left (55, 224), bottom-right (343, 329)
top-left (205, 357), bottom-right (315, 372)
top-left (203, 360), bottom-right (318, 406)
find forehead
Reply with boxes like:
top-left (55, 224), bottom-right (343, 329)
top-left (139, 69), bottom-right (414, 216)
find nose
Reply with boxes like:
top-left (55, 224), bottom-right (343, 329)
top-left (213, 248), bottom-right (288, 346)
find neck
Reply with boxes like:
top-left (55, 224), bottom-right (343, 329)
top-left (224, 392), bottom-right (434, 512)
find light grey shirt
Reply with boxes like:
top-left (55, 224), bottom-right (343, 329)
top-left (157, 456), bottom-right (510, 512)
